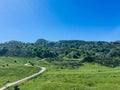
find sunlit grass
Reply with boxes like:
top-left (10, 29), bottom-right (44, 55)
top-left (0, 57), bottom-right (40, 87)
top-left (8, 61), bottom-right (120, 90)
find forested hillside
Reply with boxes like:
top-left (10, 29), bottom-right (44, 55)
top-left (0, 39), bottom-right (120, 67)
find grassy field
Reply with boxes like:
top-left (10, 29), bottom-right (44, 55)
top-left (6, 60), bottom-right (120, 90)
top-left (0, 57), bottom-right (40, 87)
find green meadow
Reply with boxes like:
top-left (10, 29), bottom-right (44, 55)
top-left (4, 58), bottom-right (120, 90)
top-left (0, 57), bottom-right (40, 88)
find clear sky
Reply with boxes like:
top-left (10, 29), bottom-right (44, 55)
top-left (0, 0), bottom-right (120, 42)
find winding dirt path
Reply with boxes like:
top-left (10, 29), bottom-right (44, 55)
top-left (0, 66), bottom-right (46, 90)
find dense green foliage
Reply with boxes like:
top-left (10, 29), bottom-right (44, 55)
top-left (0, 39), bottom-right (120, 67)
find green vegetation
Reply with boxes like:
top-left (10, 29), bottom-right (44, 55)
top-left (0, 57), bottom-right (40, 87)
top-left (0, 39), bottom-right (120, 67)
top-left (0, 39), bottom-right (120, 90)
top-left (8, 61), bottom-right (120, 90)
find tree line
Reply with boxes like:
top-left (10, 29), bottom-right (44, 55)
top-left (0, 39), bottom-right (120, 67)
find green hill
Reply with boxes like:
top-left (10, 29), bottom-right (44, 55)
top-left (0, 39), bottom-right (120, 67)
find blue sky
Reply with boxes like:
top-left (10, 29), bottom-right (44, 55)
top-left (0, 0), bottom-right (120, 42)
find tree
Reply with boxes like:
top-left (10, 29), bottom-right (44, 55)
top-left (82, 57), bottom-right (94, 63)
